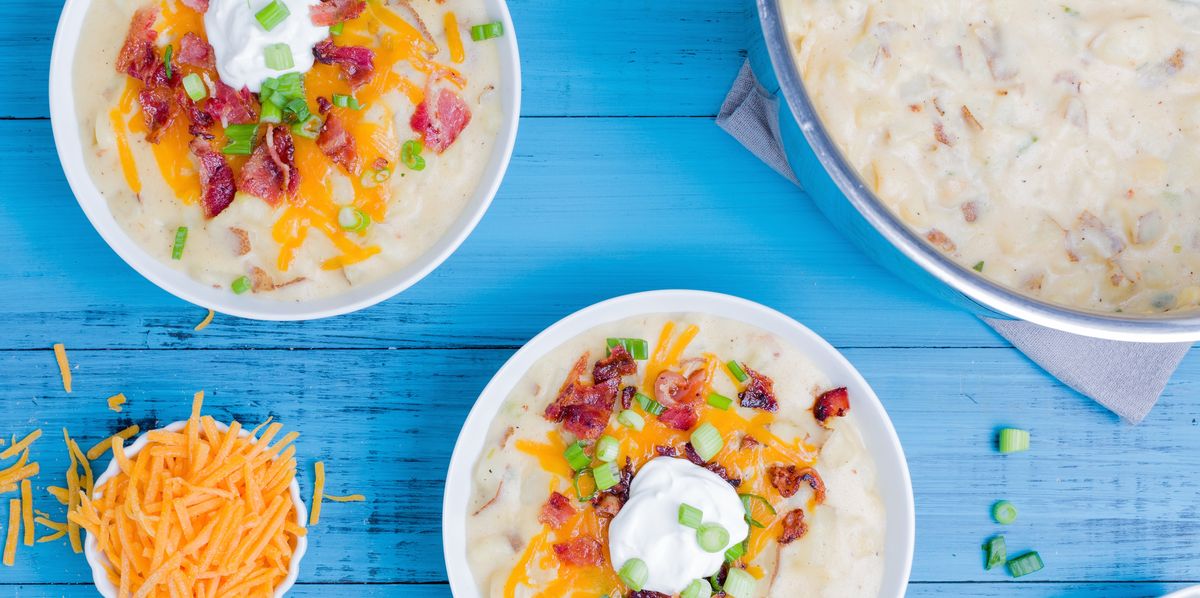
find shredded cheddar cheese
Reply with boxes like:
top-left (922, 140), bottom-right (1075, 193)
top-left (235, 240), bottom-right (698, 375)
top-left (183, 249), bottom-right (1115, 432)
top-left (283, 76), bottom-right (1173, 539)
top-left (53, 343), bottom-right (72, 393)
top-left (309, 461), bottom-right (325, 525)
top-left (444, 11), bottom-right (465, 63)
top-left (86, 424), bottom-right (141, 461)
top-left (3, 499), bottom-right (17, 566)
top-left (194, 309), bottom-right (215, 331)
top-left (20, 480), bottom-right (31, 546)
top-left (0, 430), bottom-right (41, 460)
top-left (323, 493), bottom-right (365, 502)
top-left (106, 393), bottom-right (127, 413)
top-left (68, 391), bottom-right (305, 597)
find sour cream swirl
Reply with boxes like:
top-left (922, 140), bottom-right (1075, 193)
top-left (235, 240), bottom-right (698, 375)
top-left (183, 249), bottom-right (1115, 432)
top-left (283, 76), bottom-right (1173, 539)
top-left (204, 0), bottom-right (328, 92)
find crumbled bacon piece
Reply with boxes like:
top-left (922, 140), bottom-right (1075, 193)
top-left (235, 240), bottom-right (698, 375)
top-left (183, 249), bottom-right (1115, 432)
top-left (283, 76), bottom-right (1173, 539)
top-left (594, 457), bottom-right (633, 506)
top-left (410, 87), bottom-right (471, 153)
top-left (628, 592), bottom-right (671, 598)
top-left (310, 0), bottom-right (365, 26)
top-left (552, 537), bottom-right (603, 567)
top-left (740, 435), bottom-right (760, 450)
top-left (189, 138), bottom-right (236, 218)
top-left (237, 125), bottom-right (297, 205)
top-left (812, 387), bottom-right (850, 427)
top-left (317, 111), bottom-right (360, 174)
top-left (926, 229), bottom-right (956, 253)
top-left (779, 509), bottom-right (808, 544)
top-left (654, 445), bottom-right (677, 457)
top-left (658, 404), bottom-right (698, 431)
top-left (177, 32), bottom-right (215, 69)
top-left (738, 367), bottom-right (778, 412)
top-left (619, 386), bottom-right (636, 410)
top-left (544, 353), bottom-right (618, 440)
top-left (769, 464), bottom-right (827, 502)
top-left (180, 0), bottom-right (210, 12)
top-left (537, 492), bottom-right (574, 528)
top-left (137, 87), bottom-right (175, 143)
top-left (682, 444), bottom-right (740, 487)
top-left (654, 369), bottom-right (705, 406)
top-left (177, 86), bottom-right (215, 135)
top-left (313, 38), bottom-right (375, 89)
top-left (116, 7), bottom-right (161, 82)
top-left (207, 81), bottom-right (260, 125)
top-left (593, 344), bottom-right (637, 385)
top-left (593, 494), bottom-right (622, 518)
top-left (372, 157), bottom-right (389, 171)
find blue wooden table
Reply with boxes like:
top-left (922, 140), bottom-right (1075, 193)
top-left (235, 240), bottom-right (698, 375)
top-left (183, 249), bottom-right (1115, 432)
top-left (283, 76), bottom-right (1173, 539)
top-left (3, 1), bottom-right (1199, 596)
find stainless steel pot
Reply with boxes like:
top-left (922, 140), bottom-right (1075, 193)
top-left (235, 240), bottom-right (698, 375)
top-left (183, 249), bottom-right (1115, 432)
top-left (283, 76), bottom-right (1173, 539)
top-left (754, 0), bottom-right (1200, 343)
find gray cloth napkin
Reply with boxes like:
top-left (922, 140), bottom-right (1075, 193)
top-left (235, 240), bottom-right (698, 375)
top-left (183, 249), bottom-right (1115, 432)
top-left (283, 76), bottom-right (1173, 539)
top-left (717, 60), bottom-right (1192, 423)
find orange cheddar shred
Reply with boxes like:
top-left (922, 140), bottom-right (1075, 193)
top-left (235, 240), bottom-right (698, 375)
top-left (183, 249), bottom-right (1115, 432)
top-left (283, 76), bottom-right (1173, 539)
top-left (106, 393), bottom-right (127, 413)
top-left (53, 343), bottom-right (72, 393)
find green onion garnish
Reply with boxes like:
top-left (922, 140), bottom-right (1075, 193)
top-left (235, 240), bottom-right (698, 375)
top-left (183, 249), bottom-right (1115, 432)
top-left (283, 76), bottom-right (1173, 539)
top-left (171, 226), bottom-right (188, 260)
top-left (724, 540), bottom-right (746, 563)
top-left (182, 73), bottom-right (206, 101)
top-left (332, 93), bottom-right (362, 110)
top-left (231, 276), bottom-right (251, 295)
top-left (998, 428), bottom-right (1030, 454)
top-left (592, 462), bottom-right (619, 491)
top-left (1006, 551), bottom-right (1044, 578)
top-left (706, 392), bottom-right (733, 410)
top-left (721, 568), bottom-right (756, 598)
top-left (617, 409), bottom-right (644, 431)
top-left (973, 261), bottom-right (985, 272)
top-left (563, 440), bottom-right (590, 471)
top-left (571, 469), bottom-right (597, 502)
top-left (992, 500), bottom-right (1017, 525)
top-left (690, 422), bottom-right (723, 462)
top-left (470, 21), bottom-right (504, 41)
top-left (221, 124), bottom-right (258, 155)
top-left (264, 43), bottom-right (294, 71)
top-left (274, 72), bottom-right (303, 97)
top-left (594, 435), bottom-right (618, 463)
top-left (329, 22), bottom-right (344, 36)
top-left (261, 76), bottom-right (278, 94)
top-left (739, 493), bottom-right (775, 528)
top-left (680, 579), bottom-right (709, 598)
top-left (725, 360), bottom-right (748, 383)
top-left (285, 98), bottom-right (311, 122)
top-left (696, 522), bottom-right (729, 553)
top-left (617, 558), bottom-right (648, 592)
top-left (163, 45), bottom-right (173, 79)
top-left (678, 503), bottom-right (702, 529)
top-left (255, 0), bottom-right (290, 31)
top-left (606, 338), bottom-right (649, 360)
top-left (982, 535), bottom-right (1006, 570)
top-left (401, 139), bottom-right (426, 171)
top-left (290, 115), bottom-right (322, 139)
top-left (337, 206), bottom-right (371, 233)
top-left (635, 393), bottom-right (665, 416)
top-left (260, 100), bottom-right (283, 124)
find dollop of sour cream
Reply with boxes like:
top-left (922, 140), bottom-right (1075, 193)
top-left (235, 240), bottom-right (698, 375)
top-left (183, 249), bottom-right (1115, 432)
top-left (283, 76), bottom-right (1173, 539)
top-left (608, 457), bottom-right (750, 594)
top-left (204, 0), bottom-right (329, 93)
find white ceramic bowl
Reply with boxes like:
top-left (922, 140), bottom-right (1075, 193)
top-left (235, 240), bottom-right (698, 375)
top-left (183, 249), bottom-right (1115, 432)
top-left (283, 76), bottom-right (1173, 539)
top-left (1165, 587), bottom-right (1200, 598)
top-left (48, 0), bottom-right (521, 321)
top-left (85, 420), bottom-right (308, 597)
top-left (442, 290), bottom-right (916, 597)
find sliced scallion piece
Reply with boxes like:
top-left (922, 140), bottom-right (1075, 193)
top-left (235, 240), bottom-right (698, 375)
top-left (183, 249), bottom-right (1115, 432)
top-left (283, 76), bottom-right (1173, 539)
top-left (470, 21), bottom-right (504, 41)
top-left (982, 535), bottom-right (1006, 570)
top-left (290, 115), bottom-right (322, 139)
top-left (264, 43), bottom-right (294, 70)
top-left (725, 360), bottom-right (748, 383)
top-left (973, 260), bottom-right (985, 272)
top-left (255, 0), bottom-right (290, 31)
top-left (285, 98), bottom-right (311, 122)
top-left (260, 100), bottom-right (283, 124)
top-left (617, 558), bottom-right (648, 592)
top-left (332, 93), bottom-right (362, 110)
top-left (690, 422), bottom-right (723, 462)
top-left (231, 275), bottom-right (251, 294)
top-left (696, 522), bottom-right (729, 553)
top-left (635, 392), bottom-right (665, 416)
top-left (722, 568), bottom-right (756, 598)
top-left (724, 540), bottom-right (746, 563)
top-left (182, 73), bottom-right (207, 101)
top-left (706, 392), bottom-right (733, 410)
top-left (221, 124), bottom-right (258, 155)
top-left (337, 206), bottom-right (371, 233)
top-left (617, 409), bottom-right (644, 431)
top-left (163, 45), bottom-right (173, 79)
top-left (274, 72), bottom-right (304, 100)
top-left (992, 500), bottom-right (1017, 525)
top-left (592, 462), bottom-right (619, 491)
top-left (171, 226), bottom-right (188, 260)
top-left (1006, 551), bottom-right (1044, 578)
top-left (571, 469), bottom-right (597, 502)
top-left (680, 579), bottom-right (710, 598)
top-left (329, 22), bottom-right (344, 36)
top-left (739, 493), bottom-right (775, 528)
top-left (677, 503), bottom-right (702, 529)
top-left (998, 428), bottom-right (1030, 454)
top-left (401, 139), bottom-right (426, 171)
top-left (595, 435), bottom-right (619, 463)
top-left (563, 440), bottom-right (590, 471)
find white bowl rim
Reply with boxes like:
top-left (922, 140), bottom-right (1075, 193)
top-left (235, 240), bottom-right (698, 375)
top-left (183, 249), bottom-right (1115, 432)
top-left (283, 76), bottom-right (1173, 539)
top-left (1163, 587), bottom-right (1200, 598)
top-left (48, 0), bottom-right (522, 321)
top-left (85, 419), bottom-right (309, 598)
top-left (441, 289), bottom-right (916, 597)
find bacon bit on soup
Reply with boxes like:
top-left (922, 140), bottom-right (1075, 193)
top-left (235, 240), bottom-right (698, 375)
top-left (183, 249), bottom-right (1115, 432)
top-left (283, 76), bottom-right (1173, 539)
top-left (230, 227), bottom-right (251, 256)
top-left (738, 366), bottom-right (779, 412)
top-left (537, 492), bottom-right (575, 528)
top-left (593, 494), bottom-right (622, 518)
top-left (189, 138), bottom-right (237, 218)
top-left (654, 445), bottom-right (677, 457)
top-left (961, 201), bottom-right (979, 223)
top-left (177, 32), bottom-right (215, 69)
top-left (208, 81), bottom-right (260, 126)
top-left (654, 369), bottom-right (705, 406)
top-left (137, 87), bottom-right (175, 143)
top-left (116, 7), bottom-right (161, 83)
top-left (925, 228), bottom-right (957, 253)
top-left (410, 87), bottom-right (472, 153)
top-left (628, 591), bottom-right (671, 598)
top-left (812, 387), bottom-right (851, 427)
top-left (249, 266), bottom-right (276, 292)
top-left (658, 404), bottom-right (699, 431)
top-left (740, 435), bottom-right (760, 450)
top-left (767, 464), bottom-right (803, 498)
top-left (310, 0), bottom-right (366, 26)
top-left (180, 0), bottom-right (210, 12)
top-left (594, 457), bottom-right (634, 506)
top-left (313, 38), bottom-right (376, 89)
top-left (552, 537), bottom-right (604, 567)
top-left (619, 386), bottom-right (636, 410)
top-left (933, 122), bottom-right (955, 146)
top-left (238, 125), bottom-right (298, 205)
top-left (683, 443), bottom-right (741, 487)
top-left (779, 509), bottom-right (808, 544)
top-left (372, 157), bottom-right (390, 172)
top-left (593, 344), bottom-right (637, 385)
top-left (544, 353), bottom-right (618, 440)
top-left (317, 110), bottom-right (360, 174)
top-left (178, 87), bottom-right (216, 136)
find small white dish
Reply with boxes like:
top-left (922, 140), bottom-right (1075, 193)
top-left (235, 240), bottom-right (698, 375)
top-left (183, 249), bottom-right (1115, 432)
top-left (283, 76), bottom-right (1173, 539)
top-left (442, 289), bottom-right (916, 597)
top-left (1164, 586), bottom-right (1200, 598)
top-left (85, 420), bottom-right (308, 598)
top-left (48, 0), bottom-right (521, 321)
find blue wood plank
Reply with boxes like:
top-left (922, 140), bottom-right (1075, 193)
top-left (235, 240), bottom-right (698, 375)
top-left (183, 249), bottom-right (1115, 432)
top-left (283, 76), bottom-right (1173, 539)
top-left (2, 0), bottom-right (750, 119)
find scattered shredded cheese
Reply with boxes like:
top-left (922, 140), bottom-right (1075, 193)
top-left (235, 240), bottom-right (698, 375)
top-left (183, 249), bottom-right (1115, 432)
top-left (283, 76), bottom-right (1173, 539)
top-left (106, 393), bottom-right (127, 413)
top-left (52, 343), bottom-right (72, 393)
top-left (63, 429), bottom-right (82, 554)
top-left (323, 494), bottom-right (366, 502)
top-left (86, 425), bottom-right (141, 461)
top-left (45, 486), bottom-right (69, 506)
top-left (194, 309), bottom-right (215, 331)
top-left (34, 516), bottom-right (67, 543)
top-left (0, 429), bottom-right (41, 460)
top-left (309, 462), bottom-right (325, 525)
top-left (20, 480), bottom-right (31, 546)
top-left (3, 499), bottom-right (18, 566)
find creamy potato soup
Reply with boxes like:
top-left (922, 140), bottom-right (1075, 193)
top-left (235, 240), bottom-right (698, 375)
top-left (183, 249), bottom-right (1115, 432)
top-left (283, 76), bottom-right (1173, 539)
top-left (75, 0), bottom-right (503, 300)
top-left (467, 314), bottom-right (886, 597)
top-left (784, 0), bottom-right (1200, 313)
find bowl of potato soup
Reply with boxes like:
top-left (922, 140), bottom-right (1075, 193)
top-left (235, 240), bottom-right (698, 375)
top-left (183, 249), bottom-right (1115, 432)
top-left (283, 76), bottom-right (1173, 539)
top-left (757, 0), bottom-right (1200, 341)
top-left (50, 0), bottom-right (519, 319)
top-left (443, 290), bottom-right (915, 597)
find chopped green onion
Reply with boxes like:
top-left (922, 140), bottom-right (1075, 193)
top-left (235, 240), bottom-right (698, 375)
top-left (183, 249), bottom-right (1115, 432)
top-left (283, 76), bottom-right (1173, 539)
top-left (1007, 551), bottom-right (1044, 578)
top-left (231, 276), bottom-right (251, 295)
top-left (973, 260), bottom-right (985, 272)
top-left (998, 428), bottom-right (1030, 454)
top-left (681, 579), bottom-right (710, 598)
top-left (260, 76), bottom-right (278, 94)
top-left (678, 503), bottom-right (703, 529)
top-left (221, 124), bottom-right (258, 155)
top-left (571, 469), bottom-right (597, 502)
top-left (470, 21), bottom-right (504, 41)
top-left (982, 535), bottom-right (1006, 571)
top-left (706, 392), bottom-right (733, 410)
top-left (329, 22), bottom-right (344, 36)
top-left (563, 440), bottom-right (591, 471)
top-left (992, 500), bottom-right (1017, 525)
top-left (595, 435), bottom-right (619, 463)
top-left (264, 43), bottom-right (294, 70)
top-left (722, 568), bottom-right (756, 598)
top-left (606, 338), bottom-right (648, 360)
top-left (592, 462), bottom-right (619, 491)
top-left (171, 226), bottom-right (188, 260)
top-left (255, 0), bottom-right (290, 31)
top-left (739, 492), bottom-right (775, 528)
top-left (724, 541), bottom-right (746, 563)
top-left (182, 73), bottom-right (207, 101)
top-left (285, 98), bottom-right (311, 122)
top-left (373, 168), bottom-right (391, 184)
top-left (617, 409), bottom-right (644, 431)
top-left (290, 115), bottom-right (322, 139)
top-left (696, 522), bottom-right (729, 553)
top-left (274, 72), bottom-right (304, 100)
top-left (617, 558), bottom-right (648, 592)
top-left (690, 422), bottom-right (723, 462)
top-left (725, 360), bottom-right (749, 383)
top-left (332, 93), bottom-right (362, 110)
top-left (401, 139), bottom-right (426, 171)
top-left (163, 45), bottom-right (173, 79)
top-left (635, 393), bottom-right (665, 416)
top-left (267, 90), bottom-right (288, 107)
top-left (337, 206), bottom-right (371, 233)
top-left (259, 100), bottom-right (283, 124)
